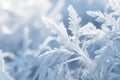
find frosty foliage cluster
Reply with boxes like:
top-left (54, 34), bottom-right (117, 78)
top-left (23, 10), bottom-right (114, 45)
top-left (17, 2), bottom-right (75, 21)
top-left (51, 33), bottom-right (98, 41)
top-left (0, 0), bottom-right (120, 80)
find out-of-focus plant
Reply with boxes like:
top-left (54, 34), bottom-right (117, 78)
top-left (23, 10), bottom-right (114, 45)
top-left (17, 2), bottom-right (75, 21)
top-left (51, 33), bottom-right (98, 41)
top-left (0, 0), bottom-right (65, 80)
top-left (0, 0), bottom-right (65, 52)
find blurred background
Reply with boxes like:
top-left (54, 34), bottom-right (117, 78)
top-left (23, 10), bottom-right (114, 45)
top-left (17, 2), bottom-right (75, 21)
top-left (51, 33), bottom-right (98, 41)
top-left (0, 0), bottom-right (107, 52)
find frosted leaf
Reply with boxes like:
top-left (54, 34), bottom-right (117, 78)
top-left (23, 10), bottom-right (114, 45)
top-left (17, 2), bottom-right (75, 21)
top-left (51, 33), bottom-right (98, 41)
top-left (68, 5), bottom-right (81, 35)
top-left (106, 0), bottom-right (120, 15)
top-left (41, 16), bottom-right (69, 45)
top-left (87, 11), bottom-right (105, 22)
top-left (79, 22), bottom-right (105, 38)
top-left (87, 10), bottom-right (119, 33)
top-left (102, 13), bottom-right (117, 32)
top-left (41, 16), bottom-right (58, 34)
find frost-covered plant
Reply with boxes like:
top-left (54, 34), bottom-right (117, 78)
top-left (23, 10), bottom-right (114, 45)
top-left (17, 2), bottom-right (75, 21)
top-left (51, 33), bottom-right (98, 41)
top-left (33, 0), bottom-right (120, 80)
top-left (0, 0), bottom-right (120, 80)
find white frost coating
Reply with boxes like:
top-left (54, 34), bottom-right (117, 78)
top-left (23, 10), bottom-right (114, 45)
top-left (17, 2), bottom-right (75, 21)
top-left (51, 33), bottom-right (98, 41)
top-left (68, 5), bottom-right (81, 35)
top-left (39, 1), bottom-right (120, 80)
top-left (42, 16), bottom-right (94, 66)
top-left (79, 22), bottom-right (106, 37)
top-left (0, 0), bottom-right (120, 80)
